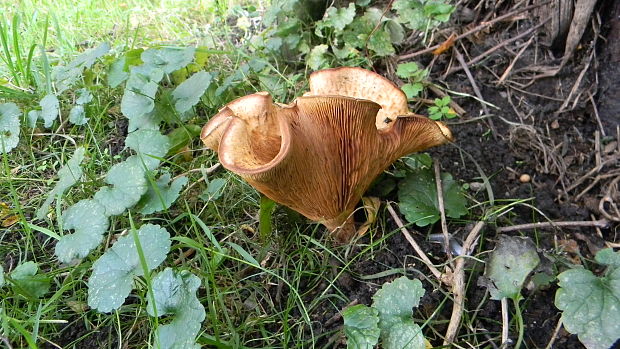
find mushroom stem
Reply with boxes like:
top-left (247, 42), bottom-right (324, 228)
top-left (323, 215), bottom-right (357, 243)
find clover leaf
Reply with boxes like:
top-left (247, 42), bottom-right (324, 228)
top-left (343, 304), bottom-right (380, 349)
top-left (37, 147), bottom-right (86, 220)
top-left (555, 248), bottom-right (620, 349)
top-left (0, 103), bottom-right (21, 153)
top-left (88, 224), bottom-right (171, 313)
top-left (138, 173), bottom-right (188, 214)
top-left (55, 199), bottom-right (109, 263)
top-left (147, 268), bottom-right (205, 349)
top-left (171, 71), bottom-right (212, 113)
top-left (484, 235), bottom-right (540, 300)
top-left (398, 167), bottom-right (467, 226)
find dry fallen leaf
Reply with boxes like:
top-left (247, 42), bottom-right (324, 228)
top-left (2, 215), bottom-right (19, 227)
top-left (356, 196), bottom-right (381, 237)
top-left (433, 33), bottom-right (457, 55)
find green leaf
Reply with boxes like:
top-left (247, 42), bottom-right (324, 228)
top-left (393, 0), bottom-right (426, 30)
top-left (166, 125), bottom-right (202, 156)
top-left (171, 71), bottom-right (212, 114)
top-left (10, 261), bottom-right (51, 299)
top-left (398, 168), bottom-right (468, 226)
top-left (367, 29), bottom-right (395, 57)
top-left (121, 64), bottom-right (164, 121)
top-left (396, 62), bottom-right (421, 79)
top-left (0, 265), bottom-right (4, 287)
top-left (148, 268), bottom-right (206, 349)
top-left (0, 103), bottom-right (21, 153)
top-left (108, 56), bottom-right (129, 88)
top-left (125, 129), bottom-right (170, 171)
top-left (36, 147), bottom-right (86, 220)
top-left (385, 19), bottom-right (405, 44)
top-left (199, 178), bottom-right (227, 202)
top-left (555, 249), bottom-right (620, 349)
top-left (138, 173), bottom-right (188, 214)
top-left (88, 224), bottom-right (171, 313)
top-left (55, 199), bottom-right (109, 263)
top-left (316, 2), bottom-right (356, 36)
top-left (372, 276), bottom-right (425, 329)
top-left (75, 88), bottom-right (93, 105)
top-left (141, 47), bottom-right (195, 74)
top-left (382, 320), bottom-right (425, 349)
top-left (343, 304), bottom-right (380, 349)
top-left (93, 156), bottom-right (148, 216)
top-left (40, 93), bottom-right (59, 128)
top-left (401, 83), bottom-right (423, 99)
top-left (403, 153), bottom-right (432, 170)
top-left (485, 235), bottom-right (540, 300)
top-left (54, 42), bottom-right (110, 93)
top-left (68, 105), bottom-right (87, 125)
top-left (308, 45), bottom-right (329, 70)
top-left (27, 110), bottom-right (40, 128)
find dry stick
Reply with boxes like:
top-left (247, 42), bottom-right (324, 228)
top-left (498, 35), bottom-right (535, 84)
top-left (452, 47), bottom-right (496, 135)
top-left (444, 21), bottom-right (548, 77)
top-left (386, 202), bottom-right (447, 285)
top-left (398, 1), bottom-right (551, 61)
top-left (556, 49), bottom-right (595, 114)
top-left (501, 298), bottom-right (510, 347)
top-left (496, 219), bottom-right (609, 233)
top-left (565, 154), bottom-right (620, 192)
top-left (434, 161), bottom-right (453, 265)
top-left (444, 221), bottom-right (486, 346)
top-left (544, 318), bottom-right (564, 349)
top-left (588, 91), bottom-right (607, 137)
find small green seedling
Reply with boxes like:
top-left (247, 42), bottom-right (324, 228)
top-left (395, 62), bottom-right (428, 99)
top-left (483, 235), bottom-right (540, 349)
top-left (343, 276), bottom-right (426, 349)
top-left (428, 96), bottom-right (456, 120)
top-left (555, 248), bottom-right (620, 349)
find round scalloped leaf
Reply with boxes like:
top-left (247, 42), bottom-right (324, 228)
top-left (372, 276), bottom-right (425, 329)
top-left (55, 199), bottom-right (109, 263)
top-left (76, 88), bottom-right (93, 105)
top-left (69, 105), bottom-right (88, 125)
top-left (108, 57), bottom-right (129, 88)
top-left (148, 268), bottom-right (205, 349)
top-left (125, 129), bottom-right (170, 171)
top-left (382, 320), bottom-right (425, 349)
top-left (138, 173), bottom-right (188, 214)
top-left (343, 304), bottom-right (380, 349)
top-left (10, 261), bottom-right (51, 299)
top-left (88, 224), bottom-right (171, 312)
top-left (485, 235), bottom-right (540, 300)
top-left (0, 103), bottom-right (21, 153)
top-left (141, 47), bottom-right (196, 74)
top-left (93, 156), bottom-right (148, 216)
top-left (555, 249), bottom-right (620, 349)
top-left (171, 71), bottom-right (212, 113)
top-left (40, 94), bottom-right (60, 128)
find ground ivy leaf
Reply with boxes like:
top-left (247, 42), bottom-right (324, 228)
top-left (93, 156), bottom-right (148, 216)
top-left (171, 71), bottom-right (212, 113)
top-left (343, 304), bottom-right (380, 349)
top-left (68, 105), bottom-right (87, 125)
top-left (382, 320), bottom-right (425, 349)
top-left (128, 110), bottom-right (162, 132)
top-left (485, 235), bottom-right (540, 300)
top-left (199, 178), bottom-right (227, 202)
top-left (36, 147), bottom-right (86, 220)
top-left (40, 94), bottom-right (59, 128)
top-left (108, 56), bottom-right (129, 88)
top-left (138, 173), bottom-right (188, 214)
top-left (555, 249), bottom-right (620, 349)
top-left (367, 29), bottom-right (395, 57)
top-left (308, 45), bottom-right (329, 70)
top-left (76, 88), bottom-right (93, 105)
top-left (148, 268), bottom-right (205, 349)
top-left (316, 2), bottom-right (356, 36)
top-left (88, 224), bottom-right (171, 313)
top-left (55, 199), bottom-right (109, 263)
top-left (398, 167), bottom-right (468, 226)
top-left (10, 261), bottom-right (51, 299)
top-left (0, 103), bottom-right (21, 153)
top-left (125, 129), bottom-right (170, 171)
top-left (141, 47), bottom-right (196, 74)
top-left (121, 64), bottom-right (164, 121)
top-left (54, 42), bottom-right (110, 93)
top-left (372, 276), bottom-right (425, 329)
top-left (27, 110), bottom-right (40, 128)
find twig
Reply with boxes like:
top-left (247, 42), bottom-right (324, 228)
top-left (434, 161), bottom-right (453, 264)
top-left (398, 2), bottom-right (551, 61)
top-left (444, 221), bottom-right (486, 345)
top-left (544, 318), bottom-right (563, 349)
top-left (501, 298), bottom-right (510, 347)
top-left (496, 219), bottom-right (609, 233)
top-left (498, 36), bottom-right (535, 84)
top-left (588, 91), bottom-right (606, 137)
top-left (444, 20), bottom-right (548, 77)
top-left (565, 154), bottom-right (620, 192)
top-left (386, 202), bottom-right (447, 284)
top-left (556, 49), bottom-right (595, 114)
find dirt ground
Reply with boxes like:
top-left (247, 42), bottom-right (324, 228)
top-left (311, 1), bottom-right (620, 348)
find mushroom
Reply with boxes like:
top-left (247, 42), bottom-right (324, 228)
top-left (201, 67), bottom-right (453, 242)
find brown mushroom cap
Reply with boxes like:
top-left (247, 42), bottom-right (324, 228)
top-left (201, 68), bottom-right (453, 242)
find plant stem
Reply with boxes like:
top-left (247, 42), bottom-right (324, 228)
top-left (513, 296), bottom-right (525, 349)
